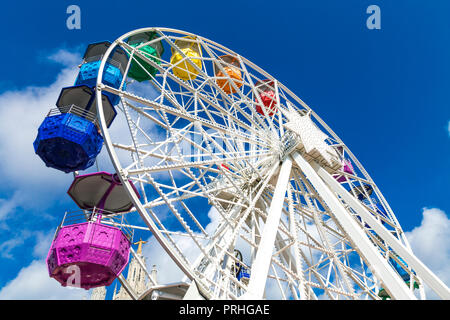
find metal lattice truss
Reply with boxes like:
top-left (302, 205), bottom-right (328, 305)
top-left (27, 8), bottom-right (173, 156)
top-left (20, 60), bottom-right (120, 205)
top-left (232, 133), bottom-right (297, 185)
top-left (92, 28), bottom-right (450, 300)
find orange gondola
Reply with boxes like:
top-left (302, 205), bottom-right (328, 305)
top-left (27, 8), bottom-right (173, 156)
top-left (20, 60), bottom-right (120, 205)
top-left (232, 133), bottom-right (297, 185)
top-left (214, 55), bottom-right (243, 94)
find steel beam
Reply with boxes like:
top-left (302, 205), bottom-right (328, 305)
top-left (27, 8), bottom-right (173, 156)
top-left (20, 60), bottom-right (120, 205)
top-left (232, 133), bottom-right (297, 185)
top-left (117, 274), bottom-right (138, 300)
top-left (242, 157), bottom-right (293, 299)
top-left (291, 151), bottom-right (416, 300)
top-left (315, 162), bottom-right (450, 300)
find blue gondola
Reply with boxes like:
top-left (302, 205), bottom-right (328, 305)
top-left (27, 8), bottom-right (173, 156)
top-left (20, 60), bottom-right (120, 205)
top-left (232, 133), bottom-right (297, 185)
top-left (34, 41), bottom-right (128, 174)
top-left (33, 109), bottom-right (103, 173)
top-left (236, 265), bottom-right (250, 282)
top-left (74, 41), bottom-right (129, 106)
top-left (233, 249), bottom-right (250, 283)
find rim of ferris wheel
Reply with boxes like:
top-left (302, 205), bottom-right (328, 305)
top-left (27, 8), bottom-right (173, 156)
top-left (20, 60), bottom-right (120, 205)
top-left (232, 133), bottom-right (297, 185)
top-left (213, 55), bottom-right (243, 94)
top-left (56, 85), bottom-right (117, 128)
top-left (170, 36), bottom-right (203, 80)
top-left (91, 27), bottom-right (450, 300)
top-left (125, 31), bottom-right (165, 82)
top-left (67, 171), bottom-right (141, 214)
top-left (254, 79), bottom-right (277, 116)
top-left (33, 110), bottom-right (103, 173)
top-left (46, 210), bottom-right (131, 290)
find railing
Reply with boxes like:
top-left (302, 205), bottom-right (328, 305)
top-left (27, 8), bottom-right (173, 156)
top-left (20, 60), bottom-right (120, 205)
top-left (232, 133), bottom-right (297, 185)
top-left (82, 54), bottom-right (126, 74)
top-left (205, 173), bottom-right (241, 194)
top-left (281, 131), bottom-right (301, 160)
top-left (47, 105), bottom-right (99, 126)
top-left (55, 208), bottom-right (134, 242)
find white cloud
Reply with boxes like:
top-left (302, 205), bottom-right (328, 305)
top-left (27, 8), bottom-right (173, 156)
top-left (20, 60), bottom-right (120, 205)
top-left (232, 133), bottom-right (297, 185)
top-left (0, 228), bottom-right (54, 261)
top-left (48, 49), bottom-right (83, 67)
top-left (0, 50), bottom-right (82, 215)
top-left (0, 259), bottom-right (87, 300)
top-left (405, 207), bottom-right (450, 299)
top-left (447, 120), bottom-right (450, 137)
top-left (0, 192), bottom-right (21, 221)
top-left (142, 234), bottom-right (201, 286)
top-left (141, 206), bottom-right (220, 286)
top-left (32, 230), bottom-right (55, 259)
top-left (0, 237), bottom-right (27, 259)
top-left (0, 49), bottom-right (91, 299)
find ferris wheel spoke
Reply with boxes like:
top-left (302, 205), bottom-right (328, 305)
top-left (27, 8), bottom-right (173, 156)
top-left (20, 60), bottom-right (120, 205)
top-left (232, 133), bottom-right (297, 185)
top-left (293, 168), bottom-right (356, 295)
top-left (144, 171), bottom-right (216, 266)
top-left (193, 121), bottom-right (260, 173)
top-left (126, 151), bottom-right (272, 176)
top-left (191, 162), bottom-right (280, 287)
top-left (292, 177), bottom-right (374, 299)
top-left (125, 100), bottom-right (170, 131)
top-left (272, 236), bottom-right (306, 299)
top-left (104, 84), bottom-right (265, 144)
top-left (166, 169), bottom-right (210, 236)
top-left (125, 37), bottom-right (267, 135)
top-left (120, 99), bottom-right (153, 204)
top-left (237, 57), bottom-right (277, 134)
top-left (242, 157), bottom-right (293, 299)
top-left (286, 185), bottom-right (308, 299)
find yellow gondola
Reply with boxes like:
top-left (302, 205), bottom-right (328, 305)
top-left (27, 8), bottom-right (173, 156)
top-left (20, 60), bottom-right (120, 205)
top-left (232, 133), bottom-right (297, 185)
top-left (170, 36), bottom-right (202, 80)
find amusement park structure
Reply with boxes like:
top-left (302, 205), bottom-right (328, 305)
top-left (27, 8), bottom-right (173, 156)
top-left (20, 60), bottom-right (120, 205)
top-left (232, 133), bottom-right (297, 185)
top-left (33, 27), bottom-right (450, 300)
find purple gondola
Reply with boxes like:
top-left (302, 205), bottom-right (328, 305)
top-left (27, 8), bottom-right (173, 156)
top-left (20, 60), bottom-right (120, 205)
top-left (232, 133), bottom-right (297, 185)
top-left (46, 171), bottom-right (140, 289)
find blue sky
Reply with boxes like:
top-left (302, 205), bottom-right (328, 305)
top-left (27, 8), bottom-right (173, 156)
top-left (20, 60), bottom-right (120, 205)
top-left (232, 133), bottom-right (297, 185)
top-left (0, 0), bottom-right (449, 299)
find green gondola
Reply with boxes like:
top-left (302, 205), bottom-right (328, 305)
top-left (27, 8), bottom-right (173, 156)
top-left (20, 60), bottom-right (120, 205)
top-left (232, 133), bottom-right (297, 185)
top-left (378, 281), bottom-right (420, 300)
top-left (126, 31), bottom-right (164, 82)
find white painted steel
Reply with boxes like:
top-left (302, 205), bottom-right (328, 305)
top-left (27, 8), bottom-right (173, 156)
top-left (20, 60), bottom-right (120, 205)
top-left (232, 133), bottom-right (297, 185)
top-left (291, 152), bottom-right (416, 300)
top-left (117, 274), bottom-right (138, 300)
top-left (242, 157), bottom-right (293, 299)
top-left (316, 163), bottom-right (450, 300)
top-left (90, 27), bottom-right (448, 300)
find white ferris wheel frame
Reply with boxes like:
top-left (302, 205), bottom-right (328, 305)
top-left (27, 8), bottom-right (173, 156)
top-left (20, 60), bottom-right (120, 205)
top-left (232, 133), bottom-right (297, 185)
top-left (92, 27), bottom-right (450, 300)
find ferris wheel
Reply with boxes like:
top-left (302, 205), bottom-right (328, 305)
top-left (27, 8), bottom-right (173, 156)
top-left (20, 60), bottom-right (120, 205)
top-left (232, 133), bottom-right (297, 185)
top-left (35, 27), bottom-right (450, 300)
